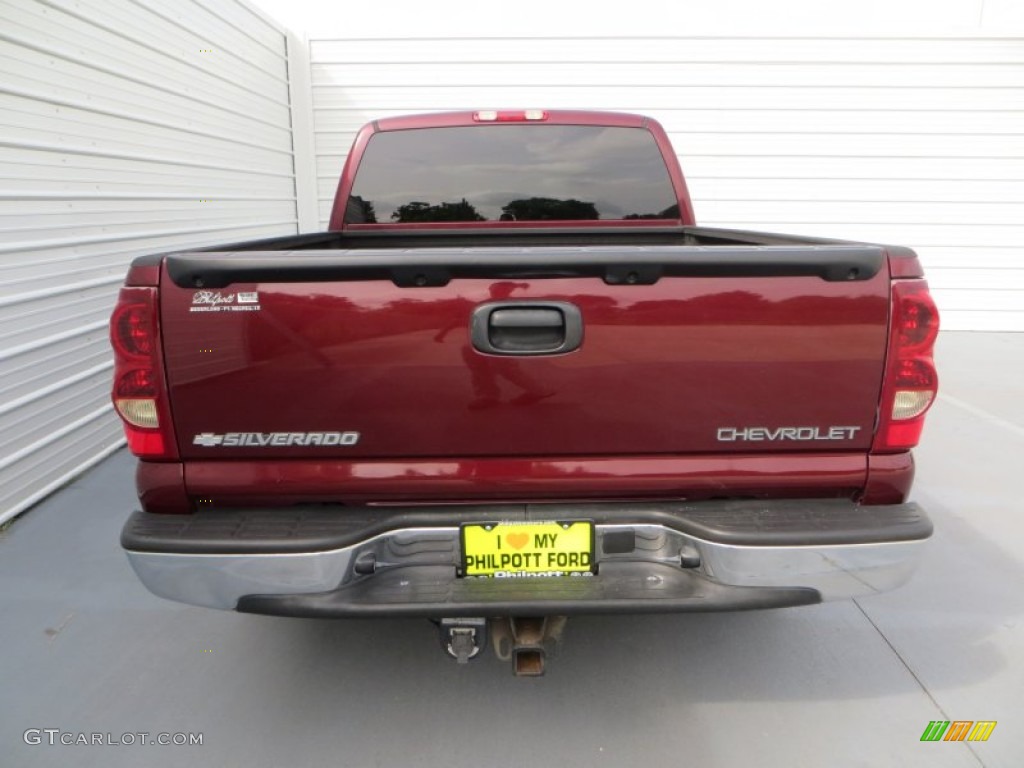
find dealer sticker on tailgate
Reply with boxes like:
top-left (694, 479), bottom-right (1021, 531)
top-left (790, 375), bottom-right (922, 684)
top-left (461, 521), bottom-right (594, 577)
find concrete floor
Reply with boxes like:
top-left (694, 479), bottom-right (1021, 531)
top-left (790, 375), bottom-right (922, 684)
top-left (1, 331), bottom-right (1021, 768)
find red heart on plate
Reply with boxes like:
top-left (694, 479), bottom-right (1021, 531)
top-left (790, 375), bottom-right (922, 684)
top-left (506, 532), bottom-right (529, 550)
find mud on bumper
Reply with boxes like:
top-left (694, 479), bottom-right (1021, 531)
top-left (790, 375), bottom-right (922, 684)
top-left (121, 500), bottom-right (932, 617)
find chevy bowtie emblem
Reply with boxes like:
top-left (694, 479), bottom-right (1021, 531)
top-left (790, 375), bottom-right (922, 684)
top-left (193, 433), bottom-right (224, 447)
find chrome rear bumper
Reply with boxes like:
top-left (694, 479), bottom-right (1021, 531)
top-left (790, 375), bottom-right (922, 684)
top-left (122, 500), bottom-right (931, 616)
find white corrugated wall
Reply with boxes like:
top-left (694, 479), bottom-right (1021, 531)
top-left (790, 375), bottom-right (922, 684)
top-left (305, 34), bottom-right (1024, 332)
top-left (0, 0), bottom-right (302, 523)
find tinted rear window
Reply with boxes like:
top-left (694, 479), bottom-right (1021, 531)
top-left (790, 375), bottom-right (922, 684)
top-left (345, 125), bottom-right (679, 224)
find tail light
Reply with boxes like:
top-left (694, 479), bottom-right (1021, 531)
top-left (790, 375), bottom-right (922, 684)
top-left (110, 287), bottom-right (178, 459)
top-left (873, 280), bottom-right (939, 452)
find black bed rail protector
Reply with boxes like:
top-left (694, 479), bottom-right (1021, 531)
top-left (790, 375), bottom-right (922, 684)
top-left (165, 245), bottom-right (884, 289)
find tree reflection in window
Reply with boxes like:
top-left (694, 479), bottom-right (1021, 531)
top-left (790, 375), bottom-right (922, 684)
top-left (501, 197), bottom-right (599, 221)
top-left (391, 199), bottom-right (486, 223)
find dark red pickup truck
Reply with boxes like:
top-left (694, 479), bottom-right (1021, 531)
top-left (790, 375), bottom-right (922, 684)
top-left (112, 110), bottom-right (938, 674)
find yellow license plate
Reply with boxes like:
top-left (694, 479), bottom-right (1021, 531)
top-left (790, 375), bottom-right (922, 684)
top-left (461, 521), bottom-right (594, 577)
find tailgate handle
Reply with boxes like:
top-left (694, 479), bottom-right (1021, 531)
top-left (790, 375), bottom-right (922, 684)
top-left (491, 308), bottom-right (562, 329)
top-left (471, 302), bottom-right (583, 355)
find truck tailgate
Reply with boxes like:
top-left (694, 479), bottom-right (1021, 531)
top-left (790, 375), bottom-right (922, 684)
top-left (160, 246), bottom-right (889, 460)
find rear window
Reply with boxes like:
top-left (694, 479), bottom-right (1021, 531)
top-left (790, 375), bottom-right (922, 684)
top-left (345, 125), bottom-right (679, 224)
